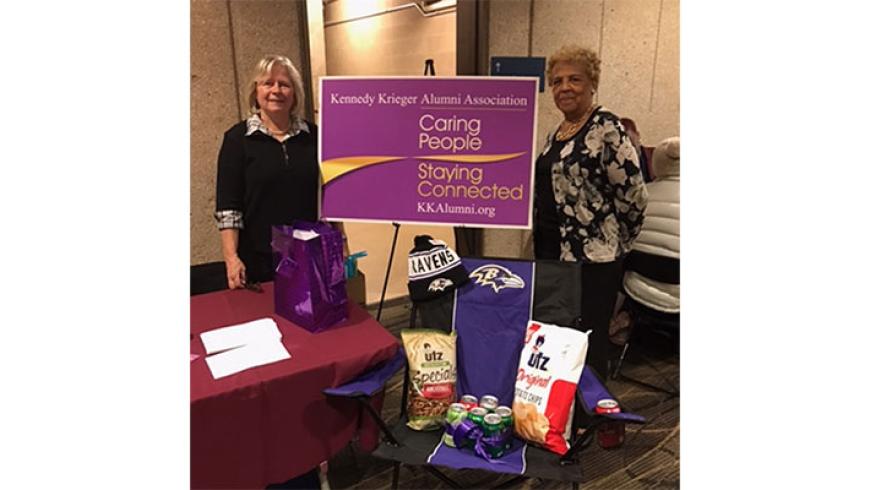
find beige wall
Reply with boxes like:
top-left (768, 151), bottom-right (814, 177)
top-left (324, 0), bottom-right (456, 76)
top-left (190, 0), bottom-right (310, 265)
top-left (306, 0), bottom-right (327, 124)
top-left (484, 0), bottom-right (680, 258)
top-left (323, 0), bottom-right (458, 304)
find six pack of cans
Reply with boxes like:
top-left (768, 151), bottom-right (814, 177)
top-left (441, 393), bottom-right (515, 458)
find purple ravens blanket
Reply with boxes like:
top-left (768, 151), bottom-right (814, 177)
top-left (427, 259), bottom-right (533, 473)
top-left (451, 258), bottom-right (535, 406)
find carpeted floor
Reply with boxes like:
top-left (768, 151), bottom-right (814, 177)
top-left (324, 300), bottom-right (679, 489)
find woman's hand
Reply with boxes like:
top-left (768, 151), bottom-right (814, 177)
top-left (225, 255), bottom-right (247, 289)
top-left (219, 228), bottom-right (246, 289)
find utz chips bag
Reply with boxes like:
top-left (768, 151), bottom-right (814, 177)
top-left (401, 329), bottom-right (457, 430)
top-left (512, 321), bottom-right (589, 455)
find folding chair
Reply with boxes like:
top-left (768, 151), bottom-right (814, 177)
top-left (325, 258), bottom-right (646, 489)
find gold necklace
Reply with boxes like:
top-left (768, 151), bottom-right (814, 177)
top-left (555, 105), bottom-right (596, 141)
top-left (260, 115), bottom-right (292, 134)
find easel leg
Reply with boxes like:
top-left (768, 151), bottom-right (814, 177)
top-left (377, 222), bottom-right (401, 322)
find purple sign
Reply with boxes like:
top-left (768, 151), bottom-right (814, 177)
top-left (319, 77), bottom-right (538, 228)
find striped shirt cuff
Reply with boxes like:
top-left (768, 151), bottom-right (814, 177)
top-left (215, 209), bottom-right (244, 230)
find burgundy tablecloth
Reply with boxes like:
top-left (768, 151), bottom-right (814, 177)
top-left (191, 283), bottom-right (398, 489)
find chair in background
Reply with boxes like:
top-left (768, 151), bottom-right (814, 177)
top-left (612, 250), bottom-right (679, 395)
top-left (612, 136), bottom-right (680, 394)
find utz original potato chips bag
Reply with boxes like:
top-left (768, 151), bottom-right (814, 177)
top-left (401, 329), bottom-right (457, 430)
top-left (513, 321), bottom-right (589, 455)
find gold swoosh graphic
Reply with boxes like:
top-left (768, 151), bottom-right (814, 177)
top-left (417, 152), bottom-right (526, 163)
top-left (321, 152), bottom-right (527, 184)
top-left (321, 156), bottom-right (405, 184)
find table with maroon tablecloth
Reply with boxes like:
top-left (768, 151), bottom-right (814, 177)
top-left (190, 283), bottom-right (399, 489)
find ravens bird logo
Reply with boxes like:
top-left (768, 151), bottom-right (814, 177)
top-left (427, 278), bottom-right (454, 292)
top-left (469, 264), bottom-right (525, 293)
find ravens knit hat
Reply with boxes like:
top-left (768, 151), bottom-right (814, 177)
top-left (407, 235), bottom-right (469, 302)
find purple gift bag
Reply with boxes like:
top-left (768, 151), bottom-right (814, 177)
top-left (271, 221), bottom-right (349, 332)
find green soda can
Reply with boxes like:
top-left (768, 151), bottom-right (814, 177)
top-left (482, 413), bottom-right (506, 458)
top-left (495, 406), bottom-right (513, 430)
top-left (468, 407), bottom-right (488, 427)
top-left (442, 403), bottom-right (467, 447)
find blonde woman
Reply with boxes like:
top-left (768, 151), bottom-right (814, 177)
top-left (533, 45), bottom-right (648, 375)
top-left (214, 54), bottom-right (318, 289)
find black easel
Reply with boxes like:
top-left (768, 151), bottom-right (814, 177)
top-left (376, 222), bottom-right (401, 322)
top-left (374, 60), bottom-right (437, 322)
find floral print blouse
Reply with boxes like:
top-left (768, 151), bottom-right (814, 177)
top-left (539, 107), bottom-right (649, 263)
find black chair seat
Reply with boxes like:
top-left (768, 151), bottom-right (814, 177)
top-left (372, 416), bottom-right (585, 484)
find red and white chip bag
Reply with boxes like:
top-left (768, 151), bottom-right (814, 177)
top-left (512, 320), bottom-right (589, 455)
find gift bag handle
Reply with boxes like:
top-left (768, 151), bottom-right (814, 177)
top-left (293, 220), bottom-right (345, 288)
top-left (271, 225), bottom-right (298, 274)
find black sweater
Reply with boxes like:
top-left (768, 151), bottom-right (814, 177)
top-left (215, 120), bottom-right (319, 280)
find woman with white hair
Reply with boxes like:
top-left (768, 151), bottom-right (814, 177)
top-left (533, 44), bottom-right (648, 376)
top-left (214, 54), bottom-right (319, 289)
